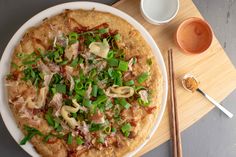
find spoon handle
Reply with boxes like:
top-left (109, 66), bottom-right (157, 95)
top-left (197, 88), bottom-right (233, 118)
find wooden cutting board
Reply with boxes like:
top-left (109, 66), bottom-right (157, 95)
top-left (113, 0), bottom-right (236, 156)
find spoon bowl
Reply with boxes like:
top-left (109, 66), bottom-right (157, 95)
top-left (181, 74), bottom-right (199, 92)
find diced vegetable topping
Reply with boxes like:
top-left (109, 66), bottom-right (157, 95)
top-left (119, 98), bottom-right (131, 109)
top-left (67, 132), bottom-right (73, 144)
top-left (114, 34), bottom-right (121, 41)
top-left (68, 32), bottom-right (78, 44)
top-left (118, 60), bottom-right (128, 71)
top-left (121, 123), bottom-right (132, 137)
top-left (76, 136), bottom-right (84, 145)
top-left (137, 72), bottom-right (149, 84)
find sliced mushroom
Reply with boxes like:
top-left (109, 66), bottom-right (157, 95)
top-left (49, 93), bottom-right (63, 116)
top-left (64, 65), bottom-right (75, 91)
top-left (60, 99), bottom-right (87, 129)
top-left (105, 86), bottom-right (134, 98)
top-left (26, 87), bottom-right (48, 109)
top-left (43, 74), bottom-right (53, 87)
top-left (37, 87), bottom-right (48, 108)
top-left (38, 59), bottom-right (51, 75)
top-left (72, 99), bottom-right (87, 112)
top-left (53, 35), bottom-right (68, 48)
top-left (69, 74), bottom-right (75, 91)
top-left (65, 65), bottom-right (74, 75)
top-left (65, 42), bottom-right (79, 61)
top-left (89, 39), bottom-right (109, 58)
top-left (85, 84), bottom-right (92, 99)
top-left (128, 58), bottom-right (134, 71)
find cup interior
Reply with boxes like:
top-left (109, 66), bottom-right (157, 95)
top-left (176, 17), bottom-right (213, 54)
top-left (141, 0), bottom-right (179, 23)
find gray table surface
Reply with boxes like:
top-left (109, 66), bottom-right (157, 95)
top-left (0, 0), bottom-right (236, 157)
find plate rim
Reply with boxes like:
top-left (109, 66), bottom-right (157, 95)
top-left (0, 2), bottom-right (168, 157)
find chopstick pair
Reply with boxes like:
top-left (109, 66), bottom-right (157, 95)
top-left (168, 49), bottom-right (183, 157)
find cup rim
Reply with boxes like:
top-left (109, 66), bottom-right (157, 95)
top-left (176, 17), bottom-right (213, 54)
top-left (140, 0), bottom-right (180, 24)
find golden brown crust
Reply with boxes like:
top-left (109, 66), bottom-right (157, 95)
top-left (7, 9), bottom-right (163, 157)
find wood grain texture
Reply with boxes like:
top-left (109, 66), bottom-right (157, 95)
top-left (113, 0), bottom-right (236, 156)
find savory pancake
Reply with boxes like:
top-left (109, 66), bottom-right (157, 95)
top-left (6, 9), bottom-right (162, 157)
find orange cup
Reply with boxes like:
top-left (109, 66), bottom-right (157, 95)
top-left (175, 17), bottom-right (213, 54)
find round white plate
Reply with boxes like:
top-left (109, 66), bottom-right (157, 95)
top-left (0, 2), bottom-right (168, 157)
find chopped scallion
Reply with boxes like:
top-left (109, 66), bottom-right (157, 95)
top-left (92, 85), bottom-right (98, 97)
top-left (98, 28), bottom-right (109, 34)
top-left (107, 58), bottom-right (119, 67)
top-left (119, 98), bottom-right (131, 109)
top-left (82, 98), bottom-right (92, 107)
top-left (111, 127), bottom-right (116, 133)
top-left (68, 32), bottom-right (78, 44)
top-left (70, 58), bottom-right (79, 67)
top-left (43, 134), bottom-right (52, 142)
top-left (104, 126), bottom-right (111, 134)
top-left (67, 132), bottom-right (73, 144)
top-left (76, 136), bottom-right (84, 145)
top-left (20, 125), bottom-right (44, 145)
top-left (137, 72), bottom-right (149, 84)
top-left (97, 136), bottom-right (105, 144)
top-left (93, 95), bottom-right (108, 105)
top-left (55, 84), bottom-right (67, 94)
top-left (107, 50), bottom-right (114, 59)
top-left (89, 123), bottom-right (103, 132)
top-left (114, 34), bottom-right (121, 41)
top-left (118, 60), bottom-right (128, 71)
top-left (121, 123), bottom-right (132, 137)
top-left (124, 80), bottom-right (134, 86)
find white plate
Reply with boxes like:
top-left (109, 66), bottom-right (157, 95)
top-left (0, 2), bottom-right (168, 157)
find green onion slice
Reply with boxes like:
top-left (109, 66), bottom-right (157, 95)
top-left (67, 132), bottom-right (73, 144)
top-left (98, 28), bottom-right (109, 34)
top-left (137, 72), bottom-right (149, 84)
top-left (76, 136), bottom-right (84, 145)
top-left (97, 136), bottom-right (105, 144)
top-left (55, 84), bottom-right (67, 94)
top-left (119, 98), bottom-right (131, 109)
top-left (68, 32), bottom-right (78, 44)
top-left (20, 125), bottom-right (44, 145)
top-left (107, 58), bottom-right (119, 67)
top-left (114, 34), bottom-right (121, 41)
top-left (92, 85), bottom-right (98, 97)
top-left (70, 57), bottom-right (79, 67)
top-left (124, 80), bottom-right (134, 86)
top-left (118, 60), bottom-right (128, 72)
top-left (104, 126), bottom-right (111, 134)
top-left (121, 123), bottom-right (132, 137)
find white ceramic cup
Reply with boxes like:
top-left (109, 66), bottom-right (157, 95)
top-left (140, 0), bottom-right (179, 25)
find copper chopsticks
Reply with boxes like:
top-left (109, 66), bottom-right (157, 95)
top-left (168, 49), bottom-right (183, 157)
